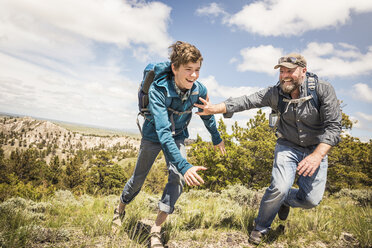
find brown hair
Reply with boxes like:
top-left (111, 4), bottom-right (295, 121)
top-left (169, 41), bottom-right (203, 69)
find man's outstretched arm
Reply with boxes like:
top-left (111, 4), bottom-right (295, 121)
top-left (194, 97), bottom-right (227, 115)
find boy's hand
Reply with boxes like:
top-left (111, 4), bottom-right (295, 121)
top-left (215, 140), bottom-right (226, 155)
top-left (184, 166), bottom-right (207, 186)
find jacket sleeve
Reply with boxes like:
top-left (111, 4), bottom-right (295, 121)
top-left (148, 86), bottom-right (193, 175)
top-left (318, 81), bottom-right (342, 146)
top-left (223, 86), bottom-right (277, 118)
top-left (197, 85), bottom-right (223, 145)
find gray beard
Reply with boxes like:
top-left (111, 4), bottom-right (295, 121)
top-left (280, 79), bottom-right (301, 94)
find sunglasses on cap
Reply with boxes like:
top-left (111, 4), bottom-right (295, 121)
top-left (278, 56), bottom-right (305, 67)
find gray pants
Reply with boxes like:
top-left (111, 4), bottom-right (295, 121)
top-left (120, 138), bottom-right (186, 214)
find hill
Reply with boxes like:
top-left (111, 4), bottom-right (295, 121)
top-left (0, 115), bottom-right (140, 162)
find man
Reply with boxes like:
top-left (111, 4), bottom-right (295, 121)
top-left (112, 41), bottom-right (226, 247)
top-left (195, 53), bottom-right (341, 244)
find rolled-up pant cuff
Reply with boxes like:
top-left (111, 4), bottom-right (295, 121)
top-left (254, 223), bottom-right (270, 234)
top-left (120, 195), bottom-right (130, 205)
top-left (158, 201), bottom-right (174, 214)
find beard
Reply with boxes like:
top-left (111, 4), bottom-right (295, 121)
top-left (280, 78), bottom-right (301, 94)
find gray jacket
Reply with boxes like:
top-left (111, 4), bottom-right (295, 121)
top-left (223, 79), bottom-right (342, 148)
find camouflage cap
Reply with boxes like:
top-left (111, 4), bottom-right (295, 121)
top-left (274, 53), bottom-right (307, 69)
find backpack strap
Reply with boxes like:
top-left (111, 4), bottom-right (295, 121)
top-left (167, 107), bottom-right (193, 136)
top-left (306, 72), bottom-right (320, 110)
top-left (278, 93), bottom-right (285, 114)
top-left (137, 96), bottom-right (194, 137)
top-left (137, 68), bottom-right (156, 136)
top-left (136, 112), bottom-right (151, 136)
top-left (277, 72), bottom-right (320, 115)
top-left (270, 72), bottom-right (320, 132)
top-left (139, 69), bottom-right (155, 113)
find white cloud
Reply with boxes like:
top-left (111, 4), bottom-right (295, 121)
top-left (0, 0), bottom-right (173, 131)
top-left (226, 0), bottom-right (372, 36)
top-left (200, 75), bottom-right (262, 99)
top-left (350, 112), bottom-right (372, 139)
top-left (196, 3), bottom-right (227, 18)
top-left (236, 43), bottom-right (372, 78)
top-left (356, 112), bottom-right (372, 121)
top-left (303, 43), bottom-right (372, 77)
top-left (352, 83), bottom-right (372, 103)
top-left (237, 45), bottom-right (283, 75)
top-left (0, 52), bottom-right (138, 130)
top-left (0, 0), bottom-right (172, 66)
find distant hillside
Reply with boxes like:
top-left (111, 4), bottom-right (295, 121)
top-left (0, 116), bottom-right (140, 161)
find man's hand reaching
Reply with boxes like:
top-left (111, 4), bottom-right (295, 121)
top-left (194, 97), bottom-right (226, 116)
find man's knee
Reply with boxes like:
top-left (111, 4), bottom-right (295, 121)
top-left (303, 196), bottom-right (322, 209)
top-left (266, 184), bottom-right (290, 199)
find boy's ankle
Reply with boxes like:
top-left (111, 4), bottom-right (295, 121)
top-left (118, 201), bottom-right (126, 213)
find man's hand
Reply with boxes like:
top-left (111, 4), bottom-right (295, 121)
top-left (194, 97), bottom-right (226, 116)
top-left (215, 140), bottom-right (226, 156)
top-left (184, 166), bottom-right (207, 186)
top-left (297, 153), bottom-right (322, 177)
top-left (298, 143), bottom-right (331, 177)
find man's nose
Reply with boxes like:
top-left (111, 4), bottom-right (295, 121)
top-left (281, 71), bottom-right (291, 77)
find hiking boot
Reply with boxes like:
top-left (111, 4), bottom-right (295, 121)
top-left (150, 226), bottom-right (163, 248)
top-left (278, 204), bottom-right (290, 221)
top-left (249, 229), bottom-right (264, 245)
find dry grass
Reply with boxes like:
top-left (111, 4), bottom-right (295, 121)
top-left (0, 186), bottom-right (370, 248)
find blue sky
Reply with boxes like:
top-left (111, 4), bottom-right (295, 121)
top-left (1, 0), bottom-right (372, 141)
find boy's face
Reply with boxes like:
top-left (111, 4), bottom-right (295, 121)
top-left (172, 61), bottom-right (201, 91)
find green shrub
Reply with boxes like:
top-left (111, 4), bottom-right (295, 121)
top-left (334, 188), bottom-right (371, 206)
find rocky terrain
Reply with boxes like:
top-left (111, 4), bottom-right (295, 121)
top-left (0, 115), bottom-right (140, 160)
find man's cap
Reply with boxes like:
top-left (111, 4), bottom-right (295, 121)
top-left (274, 53), bottom-right (307, 69)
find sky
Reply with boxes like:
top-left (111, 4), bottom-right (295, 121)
top-left (1, 0), bottom-right (372, 142)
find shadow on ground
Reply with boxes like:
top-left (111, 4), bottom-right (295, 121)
top-left (265, 224), bottom-right (285, 244)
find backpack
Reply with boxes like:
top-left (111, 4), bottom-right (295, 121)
top-left (136, 63), bottom-right (194, 136)
top-left (138, 63), bottom-right (156, 117)
top-left (269, 72), bottom-right (320, 129)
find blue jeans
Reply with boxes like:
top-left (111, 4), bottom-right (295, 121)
top-left (255, 143), bottom-right (328, 233)
top-left (120, 138), bottom-right (185, 214)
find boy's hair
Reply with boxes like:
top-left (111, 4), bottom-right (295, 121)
top-left (169, 41), bottom-right (203, 69)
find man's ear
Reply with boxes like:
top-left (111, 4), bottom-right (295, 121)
top-left (302, 67), bottom-right (307, 73)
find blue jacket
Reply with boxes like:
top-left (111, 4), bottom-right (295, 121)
top-left (142, 62), bottom-right (222, 175)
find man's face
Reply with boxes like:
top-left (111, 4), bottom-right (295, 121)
top-left (172, 61), bottom-right (201, 91)
top-left (279, 66), bottom-right (306, 94)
